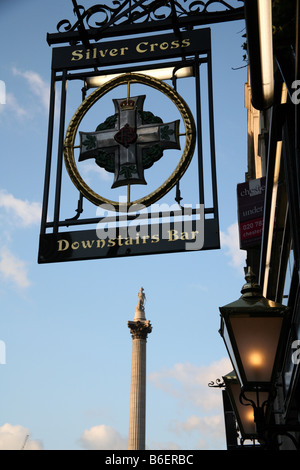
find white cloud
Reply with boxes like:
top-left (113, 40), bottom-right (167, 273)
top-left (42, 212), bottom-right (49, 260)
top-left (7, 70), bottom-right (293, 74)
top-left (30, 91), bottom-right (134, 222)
top-left (0, 423), bottom-right (43, 450)
top-left (12, 67), bottom-right (50, 112)
top-left (149, 357), bottom-right (232, 411)
top-left (147, 440), bottom-right (181, 450)
top-left (0, 92), bottom-right (28, 118)
top-left (220, 222), bottom-right (246, 272)
top-left (0, 247), bottom-right (31, 289)
top-left (149, 358), bottom-right (232, 450)
top-left (0, 189), bottom-right (41, 227)
top-left (0, 191), bottom-right (41, 290)
top-left (170, 414), bottom-right (224, 438)
top-left (171, 414), bottom-right (226, 450)
top-left (188, 283), bottom-right (208, 292)
top-left (81, 161), bottom-right (112, 182)
top-left (79, 425), bottom-right (127, 450)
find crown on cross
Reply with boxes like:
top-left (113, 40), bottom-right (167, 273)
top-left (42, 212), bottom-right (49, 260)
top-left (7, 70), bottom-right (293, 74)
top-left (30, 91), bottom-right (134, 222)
top-left (120, 99), bottom-right (136, 110)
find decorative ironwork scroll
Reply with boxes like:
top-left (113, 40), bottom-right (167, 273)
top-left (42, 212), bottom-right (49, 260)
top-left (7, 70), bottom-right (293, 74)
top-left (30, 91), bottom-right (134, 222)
top-left (48, 0), bottom-right (244, 45)
top-left (208, 378), bottom-right (225, 388)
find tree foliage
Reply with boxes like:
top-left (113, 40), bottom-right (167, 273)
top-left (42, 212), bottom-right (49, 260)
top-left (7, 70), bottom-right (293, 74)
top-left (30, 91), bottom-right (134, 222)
top-left (242, 0), bottom-right (297, 62)
top-left (272, 0), bottom-right (296, 52)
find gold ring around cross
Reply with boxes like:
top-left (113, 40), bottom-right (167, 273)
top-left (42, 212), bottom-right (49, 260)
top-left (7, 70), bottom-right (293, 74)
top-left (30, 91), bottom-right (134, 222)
top-left (64, 72), bottom-right (196, 211)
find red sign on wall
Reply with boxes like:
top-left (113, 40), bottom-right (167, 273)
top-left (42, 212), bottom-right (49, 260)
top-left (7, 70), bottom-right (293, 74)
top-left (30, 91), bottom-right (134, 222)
top-left (237, 177), bottom-right (266, 250)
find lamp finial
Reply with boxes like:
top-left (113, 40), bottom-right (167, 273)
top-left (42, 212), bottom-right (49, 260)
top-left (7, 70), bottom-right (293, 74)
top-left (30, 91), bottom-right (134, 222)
top-left (241, 266), bottom-right (262, 297)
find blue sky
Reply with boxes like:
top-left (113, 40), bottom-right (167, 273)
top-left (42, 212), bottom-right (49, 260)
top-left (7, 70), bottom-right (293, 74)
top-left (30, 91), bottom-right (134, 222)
top-left (0, 0), bottom-right (248, 450)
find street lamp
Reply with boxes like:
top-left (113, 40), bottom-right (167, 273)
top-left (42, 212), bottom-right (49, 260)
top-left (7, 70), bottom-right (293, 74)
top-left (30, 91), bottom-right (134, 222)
top-left (219, 267), bottom-right (290, 391)
top-left (222, 370), bottom-right (269, 444)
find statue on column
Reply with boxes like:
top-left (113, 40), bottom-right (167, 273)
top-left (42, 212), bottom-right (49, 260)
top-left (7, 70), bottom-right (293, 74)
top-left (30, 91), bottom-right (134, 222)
top-left (136, 287), bottom-right (146, 312)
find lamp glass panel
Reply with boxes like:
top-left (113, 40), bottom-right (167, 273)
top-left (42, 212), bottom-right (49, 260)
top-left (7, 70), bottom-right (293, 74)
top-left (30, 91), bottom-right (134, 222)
top-left (230, 316), bottom-right (283, 383)
top-left (230, 383), bottom-right (256, 436)
top-left (222, 321), bottom-right (242, 384)
top-left (230, 384), bottom-right (269, 437)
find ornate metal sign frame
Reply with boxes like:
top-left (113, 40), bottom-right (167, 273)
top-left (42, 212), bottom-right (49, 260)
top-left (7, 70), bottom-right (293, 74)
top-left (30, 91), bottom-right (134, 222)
top-left (64, 72), bottom-right (196, 210)
top-left (47, 0), bottom-right (244, 45)
top-left (38, 0), bottom-right (244, 263)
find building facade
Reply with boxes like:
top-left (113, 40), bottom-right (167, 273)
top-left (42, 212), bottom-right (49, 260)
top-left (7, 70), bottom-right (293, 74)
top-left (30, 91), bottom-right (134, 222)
top-left (225, 0), bottom-right (300, 450)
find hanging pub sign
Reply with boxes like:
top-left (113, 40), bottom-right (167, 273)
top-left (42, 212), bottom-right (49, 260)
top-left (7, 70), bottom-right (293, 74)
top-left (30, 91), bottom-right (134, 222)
top-left (237, 177), bottom-right (266, 250)
top-left (51, 29), bottom-right (211, 71)
top-left (38, 20), bottom-right (220, 263)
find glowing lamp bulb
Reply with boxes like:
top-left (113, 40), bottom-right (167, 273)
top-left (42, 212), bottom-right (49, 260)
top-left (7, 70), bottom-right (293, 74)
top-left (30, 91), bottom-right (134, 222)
top-left (246, 409), bottom-right (254, 423)
top-left (248, 351), bottom-right (264, 368)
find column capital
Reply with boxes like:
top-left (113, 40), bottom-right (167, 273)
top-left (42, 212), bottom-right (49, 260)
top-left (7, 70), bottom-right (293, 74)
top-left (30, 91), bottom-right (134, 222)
top-left (128, 320), bottom-right (152, 340)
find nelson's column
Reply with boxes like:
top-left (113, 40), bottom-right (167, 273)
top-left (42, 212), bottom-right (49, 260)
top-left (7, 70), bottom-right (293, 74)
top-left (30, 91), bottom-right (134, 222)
top-left (127, 287), bottom-right (152, 450)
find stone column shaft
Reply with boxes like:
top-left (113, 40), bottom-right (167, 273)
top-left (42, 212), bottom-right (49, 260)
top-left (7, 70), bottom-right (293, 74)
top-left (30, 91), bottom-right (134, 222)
top-left (128, 336), bottom-right (147, 449)
top-left (128, 320), bottom-right (152, 450)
